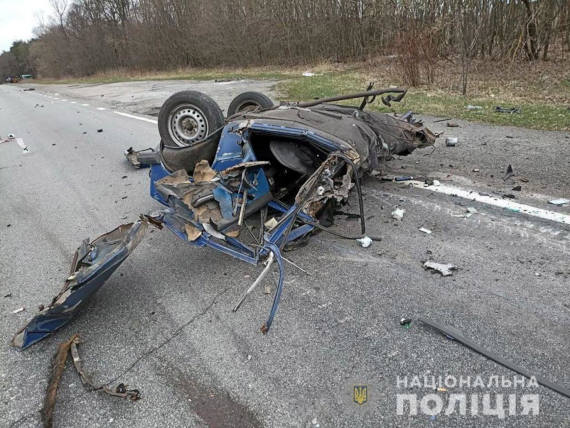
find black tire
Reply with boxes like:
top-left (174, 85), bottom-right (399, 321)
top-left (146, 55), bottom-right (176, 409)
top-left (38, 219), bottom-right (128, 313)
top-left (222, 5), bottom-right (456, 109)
top-left (158, 91), bottom-right (225, 148)
top-left (227, 91), bottom-right (274, 116)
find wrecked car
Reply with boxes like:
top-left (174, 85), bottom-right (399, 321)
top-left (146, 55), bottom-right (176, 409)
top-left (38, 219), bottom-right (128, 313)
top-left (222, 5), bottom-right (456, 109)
top-left (13, 88), bottom-right (436, 349)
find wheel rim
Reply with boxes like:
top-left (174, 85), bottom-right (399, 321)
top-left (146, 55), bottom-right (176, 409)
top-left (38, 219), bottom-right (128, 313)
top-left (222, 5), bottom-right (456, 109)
top-left (167, 104), bottom-right (209, 147)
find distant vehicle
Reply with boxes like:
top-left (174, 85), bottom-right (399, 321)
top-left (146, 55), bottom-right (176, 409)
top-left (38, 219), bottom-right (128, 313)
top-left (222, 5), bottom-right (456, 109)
top-left (21, 74), bottom-right (33, 79)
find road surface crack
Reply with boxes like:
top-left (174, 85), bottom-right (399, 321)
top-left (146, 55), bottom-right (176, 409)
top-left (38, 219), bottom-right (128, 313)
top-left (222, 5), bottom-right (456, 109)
top-left (104, 286), bottom-right (231, 385)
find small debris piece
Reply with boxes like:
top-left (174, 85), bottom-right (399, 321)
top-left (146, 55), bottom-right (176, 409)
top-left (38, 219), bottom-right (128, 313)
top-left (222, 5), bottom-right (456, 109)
top-left (97, 129), bottom-right (103, 133)
top-left (357, 236), bottom-right (372, 248)
top-left (437, 387), bottom-right (448, 392)
top-left (520, 177), bottom-right (529, 183)
top-left (419, 227), bottom-right (432, 234)
top-left (12, 307), bottom-right (25, 314)
top-left (446, 137), bottom-right (458, 147)
top-left (264, 218), bottom-right (278, 230)
top-left (503, 164), bottom-right (514, 181)
top-left (423, 261), bottom-right (457, 277)
top-left (446, 122), bottom-right (459, 127)
top-left (466, 207), bottom-right (478, 214)
top-left (472, 168), bottom-right (480, 172)
top-left (549, 198), bottom-right (569, 206)
top-left (4, 293), bottom-right (12, 298)
top-left (495, 106), bottom-right (521, 114)
top-left (503, 194), bottom-right (516, 199)
top-left (432, 180), bottom-right (440, 186)
top-left (6, 224), bottom-right (11, 227)
top-left (400, 318), bottom-right (412, 327)
top-left (512, 185), bottom-right (521, 191)
top-left (466, 105), bottom-right (483, 110)
top-left (391, 208), bottom-right (405, 221)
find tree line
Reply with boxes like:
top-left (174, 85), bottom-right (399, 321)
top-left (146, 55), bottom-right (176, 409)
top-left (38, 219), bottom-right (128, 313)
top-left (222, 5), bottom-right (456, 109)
top-left (1, 0), bottom-right (568, 82)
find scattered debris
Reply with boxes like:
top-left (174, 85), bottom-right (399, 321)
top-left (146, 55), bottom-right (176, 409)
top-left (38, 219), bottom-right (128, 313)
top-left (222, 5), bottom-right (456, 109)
top-left (446, 137), bottom-right (458, 147)
top-left (12, 307), bottom-right (25, 314)
top-left (418, 318), bottom-right (570, 399)
top-left (418, 227), bottom-right (432, 234)
top-left (503, 164), bottom-right (514, 181)
top-left (495, 106), bottom-right (521, 114)
top-left (12, 217), bottom-right (159, 349)
top-left (124, 147), bottom-right (160, 168)
top-left (391, 208), bottom-right (406, 221)
top-left (42, 334), bottom-right (140, 428)
top-left (549, 198), bottom-right (569, 206)
top-left (357, 236), bottom-right (372, 248)
top-left (423, 261), bottom-right (457, 277)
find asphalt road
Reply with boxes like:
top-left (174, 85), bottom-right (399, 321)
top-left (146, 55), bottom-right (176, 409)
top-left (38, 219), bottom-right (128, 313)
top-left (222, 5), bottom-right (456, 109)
top-left (0, 83), bottom-right (569, 427)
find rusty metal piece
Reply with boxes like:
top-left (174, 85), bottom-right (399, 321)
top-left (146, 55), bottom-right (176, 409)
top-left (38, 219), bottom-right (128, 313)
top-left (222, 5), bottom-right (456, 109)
top-left (42, 334), bottom-right (79, 428)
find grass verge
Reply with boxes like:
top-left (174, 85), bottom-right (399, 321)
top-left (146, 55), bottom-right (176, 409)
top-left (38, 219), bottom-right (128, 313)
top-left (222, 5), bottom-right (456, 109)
top-left (31, 62), bottom-right (569, 131)
top-left (276, 72), bottom-right (569, 131)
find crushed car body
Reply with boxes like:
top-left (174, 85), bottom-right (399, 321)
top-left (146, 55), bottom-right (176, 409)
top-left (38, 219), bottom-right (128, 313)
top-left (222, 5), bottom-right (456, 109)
top-left (13, 88), bottom-right (436, 349)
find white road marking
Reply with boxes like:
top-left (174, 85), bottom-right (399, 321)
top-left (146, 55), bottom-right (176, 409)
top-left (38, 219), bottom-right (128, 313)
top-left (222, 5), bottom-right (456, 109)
top-left (408, 180), bottom-right (570, 225)
top-left (113, 111), bottom-right (158, 124)
top-left (96, 107), bottom-right (106, 111)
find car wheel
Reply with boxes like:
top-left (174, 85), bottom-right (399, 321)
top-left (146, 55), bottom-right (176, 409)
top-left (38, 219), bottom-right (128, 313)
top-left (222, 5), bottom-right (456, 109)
top-left (158, 91), bottom-right (225, 147)
top-left (227, 91), bottom-right (274, 116)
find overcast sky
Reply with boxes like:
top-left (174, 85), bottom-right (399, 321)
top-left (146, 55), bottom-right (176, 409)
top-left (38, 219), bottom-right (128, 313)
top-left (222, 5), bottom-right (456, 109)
top-left (0, 0), bottom-right (52, 53)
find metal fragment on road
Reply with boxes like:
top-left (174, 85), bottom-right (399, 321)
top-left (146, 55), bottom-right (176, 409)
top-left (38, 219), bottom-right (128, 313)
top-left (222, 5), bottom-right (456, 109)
top-left (357, 236), bottom-right (372, 248)
top-left (12, 307), bottom-right (25, 314)
top-left (423, 261), bottom-right (457, 277)
top-left (446, 137), bottom-right (458, 147)
top-left (549, 198), bottom-right (569, 206)
top-left (418, 227), bottom-right (432, 234)
top-left (391, 208), bottom-right (405, 221)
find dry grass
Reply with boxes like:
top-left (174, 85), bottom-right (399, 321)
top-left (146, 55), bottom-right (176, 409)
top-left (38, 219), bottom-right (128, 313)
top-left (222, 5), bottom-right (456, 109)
top-left (32, 57), bottom-right (569, 130)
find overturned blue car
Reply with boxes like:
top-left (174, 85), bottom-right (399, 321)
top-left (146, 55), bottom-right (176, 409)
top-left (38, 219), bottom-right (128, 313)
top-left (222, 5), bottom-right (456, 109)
top-left (12, 88), bottom-right (436, 349)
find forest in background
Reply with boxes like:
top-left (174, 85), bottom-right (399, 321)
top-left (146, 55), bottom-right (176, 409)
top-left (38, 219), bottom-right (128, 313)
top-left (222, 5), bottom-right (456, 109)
top-left (0, 0), bottom-right (569, 94)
